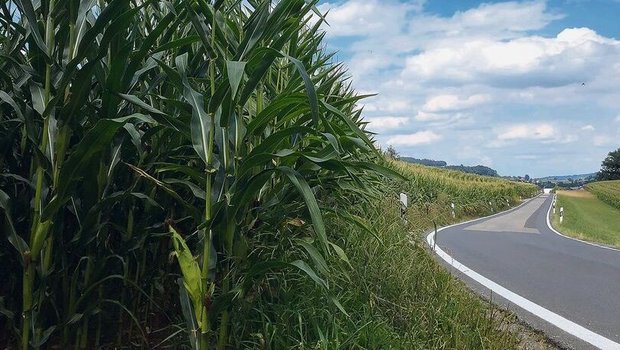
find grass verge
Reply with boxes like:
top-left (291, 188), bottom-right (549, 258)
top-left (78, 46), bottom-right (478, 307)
top-left (227, 162), bottom-right (544, 349)
top-left (552, 189), bottom-right (620, 248)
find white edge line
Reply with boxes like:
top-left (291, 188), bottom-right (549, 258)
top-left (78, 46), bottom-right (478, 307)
top-left (545, 195), bottom-right (620, 252)
top-left (426, 195), bottom-right (620, 350)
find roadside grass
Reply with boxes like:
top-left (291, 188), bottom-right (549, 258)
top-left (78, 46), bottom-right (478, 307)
top-left (230, 162), bottom-right (541, 349)
top-left (552, 190), bottom-right (620, 248)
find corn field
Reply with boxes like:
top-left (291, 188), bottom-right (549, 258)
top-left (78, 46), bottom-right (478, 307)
top-left (586, 180), bottom-right (620, 210)
top-left (389, 160), bottom-right (539, 216)
top-left (0, 1), bottom-right (396, 348)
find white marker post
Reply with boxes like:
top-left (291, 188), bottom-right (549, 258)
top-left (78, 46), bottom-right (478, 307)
top-left (553, 200), bottom-right (556, 214)
top-left (451, 202), bottom-right (456, 218)
top-left (399, 193), bottom-right (408, 220)
top-left (560, 206), bottom-right (564, 224)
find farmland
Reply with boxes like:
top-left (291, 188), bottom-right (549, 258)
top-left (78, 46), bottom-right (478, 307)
top-left (586, 180), bottom-right (620, 210)
top-left (0, 1), bottom-right (541, 349)
top-left (552, 189), bottom-right (620, 248)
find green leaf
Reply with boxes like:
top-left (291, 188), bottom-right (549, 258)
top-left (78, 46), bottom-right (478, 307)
top-left (30, 325), bottom-right (56, 348)
top-left (29, 84), bottom-right (45, 115)
top-left (14, 0), bottom-right (49, 60)
top-left (321, 100), bottom-right (377, 155)
top-left (152, 35), bottom-right (201, 54)
top-left (0, 190), bottom-right (29, 260)
top-left (185, 85), bottom-right (212, 165)
top-left (278, 167), bottom-right (328, 252)
top-left (112, 113), bottom-right (158, 125)
top-left (298, 240), bottom-right (329, 275)
top-left (235, 2), bottom-right (269, 60)
top-left (328, 241), bottom-right (352, 269)
top-left (177, 278), bottom-right (200, 350)
top-left (290, 260), bottom-right (326, 289)
top-left (0, 91), bottom-right (25, 121)
top-left (226, 61), bottom-right (246, 100)
top-left (117, 94), bottom-right (167, 116)
top-left (286, 55), bottom-right (319, 126)
top-left (42, 119), bottom-right (126, 220)
top-left (352, 161), bottom-right (407, 181)
top-left (330, 295), bottom-right (350, 317)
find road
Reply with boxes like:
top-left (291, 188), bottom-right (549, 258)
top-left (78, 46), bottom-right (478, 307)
top-left (429, 194), bottom-right (620, 350)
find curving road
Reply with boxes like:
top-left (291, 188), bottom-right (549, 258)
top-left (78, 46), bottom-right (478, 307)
top-left (428, 194), bottom-right (620, 350)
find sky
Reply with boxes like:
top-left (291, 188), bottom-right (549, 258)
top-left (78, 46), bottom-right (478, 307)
top-left (313, 0), bottom-right (620, 177)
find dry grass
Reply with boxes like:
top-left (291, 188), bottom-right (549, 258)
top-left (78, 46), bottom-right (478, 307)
top-left (556, 189), bottom-right (594, 199)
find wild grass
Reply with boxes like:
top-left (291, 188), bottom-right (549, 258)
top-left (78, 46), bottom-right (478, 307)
top-left (552, 189), bottom-right (620, 248)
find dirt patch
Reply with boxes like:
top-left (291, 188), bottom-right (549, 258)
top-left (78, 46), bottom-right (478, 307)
top-left (557, 189), bottom-right (593, 199)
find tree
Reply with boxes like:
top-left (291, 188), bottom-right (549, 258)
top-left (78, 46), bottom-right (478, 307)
top-left (524, 174), bottom-right (530, 182)
top-left (385, 145), bottom-right (399, 159)
top-left (597, 148), bottom-right (620, 180)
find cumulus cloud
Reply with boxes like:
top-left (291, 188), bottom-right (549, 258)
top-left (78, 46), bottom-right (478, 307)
top-left (497, 123), bottom-right (557, 140)
top-left (422, 94), bottom-right (490, 113)
top-left (409, 1), bottom-right (563, 40)
top-left (365, 116), bottom-right (409, 132)
top-left (315, 0), bottom-right (620, 175)
top-left (386, 131), bottom-right (441, 146)
top-left (402, 28), bottom-right (619, 88)
top-left (315, 0), bottom-right (423, 37)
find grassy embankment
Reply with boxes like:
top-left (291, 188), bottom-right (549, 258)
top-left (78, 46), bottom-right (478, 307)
top-left (552, 180), bottom-right (620, 248)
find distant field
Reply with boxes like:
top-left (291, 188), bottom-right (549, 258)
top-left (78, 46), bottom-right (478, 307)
top-left (552, 189), bottom-right (620, 248)
top-left (586, 180), bottom-right (620, 210)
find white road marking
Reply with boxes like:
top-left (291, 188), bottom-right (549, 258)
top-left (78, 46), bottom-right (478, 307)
top-left (427, 197), bottom-right (620, 350)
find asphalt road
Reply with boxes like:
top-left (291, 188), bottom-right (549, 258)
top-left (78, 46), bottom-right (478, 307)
top-left (431, 194), bottom-right (620, 350)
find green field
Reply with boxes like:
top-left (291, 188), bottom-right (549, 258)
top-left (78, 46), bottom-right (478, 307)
top-left (586, 180), bottom-right (620, 210)
top-left (552, 189), bottom-right (620, 248)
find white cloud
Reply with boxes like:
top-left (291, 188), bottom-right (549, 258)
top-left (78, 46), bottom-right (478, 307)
top-left (316, 0), bottom-right (423, 37)
top-left (365, 116), bottom-right (409, 131)
top-left (497, 123), bottom-right (556, 140)
top-left (409, 1), bottom-right (563, 40)
top-left (422, 94), bottom-right (490, 113)
top-left (315, 0), bottom-right (620, 175)
top-left (401, 28), bottom-right (619, 88)
top-left (414, 111), bottom-right (447, 122)
top-left (386, 131), bottom-right (441, 146)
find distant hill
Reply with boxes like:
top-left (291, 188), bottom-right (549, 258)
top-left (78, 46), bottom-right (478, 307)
top-left (445, 165), bottom-right (498, 177)
top-left (533, 172), bottom-right (597, 189)
top-left (535, 173), bottom-right (597, 182)
top-left (399, 157), bottom-right (447, 167)
top-left (399, 157), bottom-right (498, 177)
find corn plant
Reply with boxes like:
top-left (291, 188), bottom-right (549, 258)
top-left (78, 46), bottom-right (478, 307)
top-left (0, 0), bottom-right (396, 348)
top-left (586, 180), bottom-right (620, 210)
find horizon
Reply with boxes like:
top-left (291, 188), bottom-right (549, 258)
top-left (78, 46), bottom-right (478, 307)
top-left (314, 0), bottom-right (620, 178)
top-left (397, 154), bottom-right (598, 178)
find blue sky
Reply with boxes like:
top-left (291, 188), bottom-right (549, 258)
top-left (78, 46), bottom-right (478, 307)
top-left (314, 0), bottom-right (620, 177)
